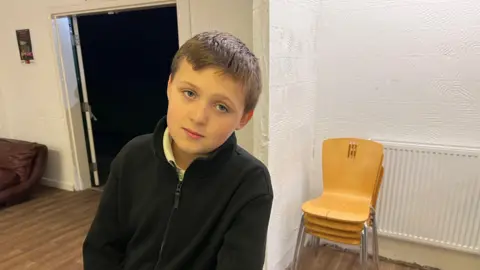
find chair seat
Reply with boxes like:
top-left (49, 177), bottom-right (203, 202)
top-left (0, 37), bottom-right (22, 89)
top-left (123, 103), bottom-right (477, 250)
top-left (302, 192), bottom-right (371, 223)
top-left (305, 213), bottom-right (364, 232)
top-left (305, 228), bottom-right (361, 245)
top-left (305, 220), bottom-right (362, 238)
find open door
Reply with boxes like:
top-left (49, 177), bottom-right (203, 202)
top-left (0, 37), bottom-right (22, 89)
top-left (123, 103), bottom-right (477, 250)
top-left (53, 15), bottom-right (100, 188)
top-left (70, 16), bottom-right (101, 187)
top-left (54, 7), bottom-right (178, 189)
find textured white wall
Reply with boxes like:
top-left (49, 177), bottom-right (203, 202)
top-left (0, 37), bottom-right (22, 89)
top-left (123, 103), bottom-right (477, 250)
top-left (267, 0), bottom-right (321, 269)
top-left (252, 0), bottom-right (269, 166)
top-left (0, 0), bottom-right (255, 189)
top-left (310, 0), bottom-right (480, 268)
top-left (315, 0), bottom-right (480, 146)
top-left (267, 0), bottom-right (480, 269)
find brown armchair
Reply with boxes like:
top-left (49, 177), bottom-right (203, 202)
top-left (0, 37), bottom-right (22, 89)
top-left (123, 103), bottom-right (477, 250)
top-left (0, 138), bottom-right (48, 207)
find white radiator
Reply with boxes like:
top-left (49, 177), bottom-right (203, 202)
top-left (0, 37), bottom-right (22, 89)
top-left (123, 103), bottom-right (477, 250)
top-left (374, 140), bottom-right (480, 254)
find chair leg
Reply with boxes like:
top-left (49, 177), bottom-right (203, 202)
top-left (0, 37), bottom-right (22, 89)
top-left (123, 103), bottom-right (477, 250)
top-left (293, 214), bottom-right (306, 270)
top-left (359, 226), bottom-right (364, 266)
top-left (371, 208), bottom-right (380, 270)
top-left (306, 234), bottom-right (314, 247)
top-left (314, 237), bottom-right (319, 247)
top-left (362, 222), bottom-right (369, 270)
top-left (313, 236), bottom-right (323, 256)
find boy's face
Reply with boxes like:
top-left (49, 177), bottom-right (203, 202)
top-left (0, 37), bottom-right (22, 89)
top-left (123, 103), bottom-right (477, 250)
top-left (166, 59), bottom-right (252, 156)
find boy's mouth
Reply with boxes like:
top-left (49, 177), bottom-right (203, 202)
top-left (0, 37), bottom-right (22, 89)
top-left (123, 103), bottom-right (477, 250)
top-left (183, 128), bottom-right (204, 139)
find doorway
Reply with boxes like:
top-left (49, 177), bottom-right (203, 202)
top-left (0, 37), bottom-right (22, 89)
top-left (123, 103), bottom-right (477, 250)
top-left (53, 5), bottom-right (179, 188)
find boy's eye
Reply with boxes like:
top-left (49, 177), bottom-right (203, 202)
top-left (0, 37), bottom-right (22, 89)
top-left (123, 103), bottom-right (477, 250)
top-left (216, 104), bottom-right (229, 113)
top-left (183, 90), bottom-right (196, 99)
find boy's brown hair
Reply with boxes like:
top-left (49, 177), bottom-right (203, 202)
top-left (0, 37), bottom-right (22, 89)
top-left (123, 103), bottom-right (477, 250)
top-left (170, 31), bottom-right (262, 113)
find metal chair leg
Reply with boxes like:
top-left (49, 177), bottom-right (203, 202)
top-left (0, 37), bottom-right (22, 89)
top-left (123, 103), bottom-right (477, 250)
top-left (313, 236), bottom-right (323, 256)
top-left (362, 222), bottom-right (369, 270)
top-left (371, 208), bottom-right (380, 270)
top-left (293, 214), bottom-right (306, 270)
top-left (306, 234), bottom-right (314, 247)
top-left (359, 226), bottom-right (364, 266)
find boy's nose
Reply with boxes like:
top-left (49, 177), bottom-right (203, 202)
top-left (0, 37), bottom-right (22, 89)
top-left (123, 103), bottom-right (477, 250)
top-left (190, 105), bottom-right (208, 125)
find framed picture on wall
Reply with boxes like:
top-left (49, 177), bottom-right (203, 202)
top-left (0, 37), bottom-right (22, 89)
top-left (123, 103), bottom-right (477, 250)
top-left (16, 29), bottom-right (34, 63)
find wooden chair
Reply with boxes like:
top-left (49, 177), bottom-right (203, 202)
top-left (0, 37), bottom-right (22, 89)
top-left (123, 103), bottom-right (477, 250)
top-left (292, 138), bottom-right (384, 270)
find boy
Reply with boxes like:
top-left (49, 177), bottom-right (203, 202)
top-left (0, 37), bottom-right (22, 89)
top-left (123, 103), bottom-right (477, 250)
top-left (82, 31), bottom-right (273, 270)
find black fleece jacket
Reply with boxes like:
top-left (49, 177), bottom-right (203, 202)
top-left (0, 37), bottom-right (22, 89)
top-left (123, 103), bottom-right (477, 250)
top-left (82, 117), bottom-right (273, 270)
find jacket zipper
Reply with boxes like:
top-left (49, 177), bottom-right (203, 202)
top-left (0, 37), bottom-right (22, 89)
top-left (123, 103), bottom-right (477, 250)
top-left (155, 179), bottom-right (183, 269)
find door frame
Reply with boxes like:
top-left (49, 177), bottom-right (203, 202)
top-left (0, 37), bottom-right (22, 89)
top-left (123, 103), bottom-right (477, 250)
top-left (50, 0), bottom-right (191, 190)
top-left (70, 15), bottom-right (100, 186)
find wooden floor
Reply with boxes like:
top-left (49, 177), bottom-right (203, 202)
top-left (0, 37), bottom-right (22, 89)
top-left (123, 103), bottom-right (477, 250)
top-left (0, 186), bottom-right (433, 270)
top-left (295, 245), bottom-right (431, 270)
top-left (0, 186), bottom-right (100, 270)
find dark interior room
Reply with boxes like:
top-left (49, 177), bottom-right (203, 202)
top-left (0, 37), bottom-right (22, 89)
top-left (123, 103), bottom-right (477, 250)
top-left (77, 6), bottom-right (179, 186)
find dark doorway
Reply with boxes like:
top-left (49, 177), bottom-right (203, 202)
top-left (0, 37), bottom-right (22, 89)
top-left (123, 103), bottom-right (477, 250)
top-left (76, 6), bottom-right (179, 186)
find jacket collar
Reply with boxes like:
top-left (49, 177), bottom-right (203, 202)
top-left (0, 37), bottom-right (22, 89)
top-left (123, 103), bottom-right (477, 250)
top-left (152, 116), bottom-right (237, 177)
top-left (162, 127), bottom-right (177, 167)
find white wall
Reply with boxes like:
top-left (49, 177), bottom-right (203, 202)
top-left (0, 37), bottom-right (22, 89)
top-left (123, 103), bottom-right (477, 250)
top-left (315, 0), bottom-right (480, 146)
top-left (252, 0), bottom-right (269, 166)
top-left (0, 11), bottom-right (10, 138)
top-left (0, 87), bottom-right (9, 138)
top-left (266, 0), bottom-right (480, 269)
top-left (0, 0), bottom-right (255, 190)
top-left (310, 0), bottom-right (480, 269)
top-left (266, 0), bottom-right (321, 269)
top-left (0, 0), bottom-right (11, 139)
top-left (188, 0), bottom-right (255, 153)
top-left (0, 0), bottom-right (79, 190)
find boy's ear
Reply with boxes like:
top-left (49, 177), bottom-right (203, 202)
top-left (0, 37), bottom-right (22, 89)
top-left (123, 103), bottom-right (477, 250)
top-left (236, 110), bottom-right (254, 130)
top-left (167, 74), bottom-right (173, 99)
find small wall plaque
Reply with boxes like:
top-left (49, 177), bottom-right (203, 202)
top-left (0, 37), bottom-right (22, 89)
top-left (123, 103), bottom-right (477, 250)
top-left (16, 29), bottom-right (34, 64)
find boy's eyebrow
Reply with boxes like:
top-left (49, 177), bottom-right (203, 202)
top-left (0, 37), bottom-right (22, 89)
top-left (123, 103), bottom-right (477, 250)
top-left (212, 93), bottom-right (235, 106)
top-left (180, 81), bottom-right (199, 90)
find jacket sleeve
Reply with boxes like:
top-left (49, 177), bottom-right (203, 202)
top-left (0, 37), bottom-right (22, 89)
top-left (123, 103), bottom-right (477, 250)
top-left (83, 164), bottom-right (126, 269)
top-left (216, 193), bottom-right (274, 270)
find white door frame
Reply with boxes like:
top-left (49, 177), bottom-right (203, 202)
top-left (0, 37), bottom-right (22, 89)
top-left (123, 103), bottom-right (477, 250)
top-left (50, 0), bottom-right (191, 190)
top-left (70, 15), bottom-right (100, 186)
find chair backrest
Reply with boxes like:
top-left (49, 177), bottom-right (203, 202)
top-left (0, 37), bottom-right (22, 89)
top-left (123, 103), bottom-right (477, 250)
top-left (372, 165), bottom-right (384, 209)
top-left (322, 138), bottom-right (383, 199)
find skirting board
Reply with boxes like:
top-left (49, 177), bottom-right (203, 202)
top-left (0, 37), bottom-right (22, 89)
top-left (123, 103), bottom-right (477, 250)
top-left (41, 177), bottom-right (75, 191)
top-left (298, 233), bottom-right (480, 270)
top-left (378, 235), bottom-right (480, 270)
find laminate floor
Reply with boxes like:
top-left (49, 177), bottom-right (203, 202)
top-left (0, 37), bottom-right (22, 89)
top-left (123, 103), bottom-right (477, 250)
top-left (294, 245), bottom-right (435, 270)
top-left (0, 186), bottom-right (100, 270)
top-left (0, 186), bottom-right (435, 270)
